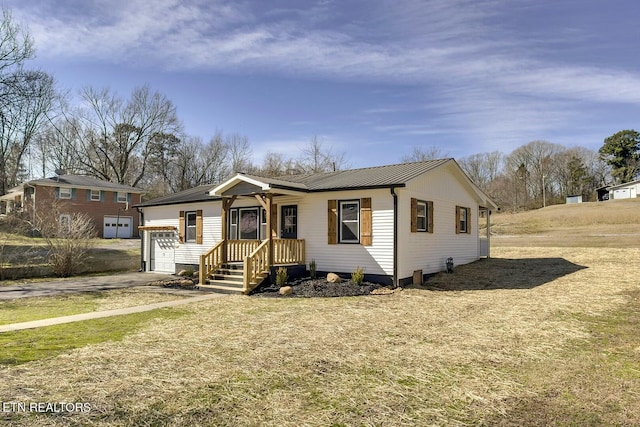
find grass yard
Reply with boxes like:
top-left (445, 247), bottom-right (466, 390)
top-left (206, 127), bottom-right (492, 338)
top-left (0, 243), bottom-right (638, 426)
top-left (0, 288), bottom-right (192, 326)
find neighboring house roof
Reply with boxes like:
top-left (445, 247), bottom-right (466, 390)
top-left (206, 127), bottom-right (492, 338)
top-left (139, 159), bottom-right (498, 210)
top-left (27, 175), bottom-right (143, 192)
top-left (608, 178), bottom-right (640, 190)
top-left (136, 184), bottom-right (220, 207)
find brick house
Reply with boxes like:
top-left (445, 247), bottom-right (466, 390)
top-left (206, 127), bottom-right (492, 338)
top-left (0, 175), bottom-right (144, 238)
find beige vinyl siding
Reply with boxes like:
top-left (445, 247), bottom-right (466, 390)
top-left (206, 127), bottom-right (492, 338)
top-left (398, 162), bottom-right (480, 279)
top-left (297, 189), bottom-right (393, 276)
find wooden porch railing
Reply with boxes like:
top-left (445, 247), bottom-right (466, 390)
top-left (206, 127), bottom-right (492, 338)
top-left (243, 239), bottom-right (270, 294)
top-left (200, 238), bottom-right (306, 292)
top-left (227, 240), bottom-right (261, 262)
top-left (199, 240), bottom-right (225, 285)
top-left (273, 239), bottom-right (306, 264)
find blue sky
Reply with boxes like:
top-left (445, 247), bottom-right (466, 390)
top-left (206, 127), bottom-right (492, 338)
top-left (8, 0), bottom-right (640, 167)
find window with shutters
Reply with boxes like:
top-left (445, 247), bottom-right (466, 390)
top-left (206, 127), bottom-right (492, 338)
top-left (411, 198), bottom-right (433, 233)
top-left (90, 190), bottom-right (101, 201)
top-left (58, 187), bottom-right (72, 199)
top-left (456, 206), bottom-right (471, 234)
top-left (339, 200), bottom-right (360, 243)
top-left (185, 211), bottom-right (197, 242)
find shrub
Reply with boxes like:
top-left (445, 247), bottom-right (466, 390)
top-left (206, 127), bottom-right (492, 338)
top-left (351, 266), bottom-right (365, 285)
top-left (309, 259), bottom-right (317, 279)
top-left (276, 267), bottom-right (288, 286)
top-left (182, 266), bottom-right (195, 277)
top-left (35, 208), bottom-right (97, 277)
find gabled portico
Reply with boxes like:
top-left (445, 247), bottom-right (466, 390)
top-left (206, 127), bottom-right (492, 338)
top-left (198, 173), bottom-right (307, 294)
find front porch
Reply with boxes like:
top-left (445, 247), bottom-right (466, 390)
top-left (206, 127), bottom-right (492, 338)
top-left (198, 238), bottom-right (306, 293)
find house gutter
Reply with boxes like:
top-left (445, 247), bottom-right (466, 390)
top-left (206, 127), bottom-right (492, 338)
top-left (390, 186), bottom-right (398, 287)
top-left (137, 207), bottom-right (145, 271)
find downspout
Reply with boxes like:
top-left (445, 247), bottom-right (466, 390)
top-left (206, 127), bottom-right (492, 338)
top-left (390, 186), bottom-right (398, 287)
top-left (137, 207), bottom-right (145, 271)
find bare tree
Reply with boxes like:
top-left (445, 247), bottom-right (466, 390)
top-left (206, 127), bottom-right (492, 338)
top-left (459, 151), bottom-right (503, 190)
top-left (401, 146), bottom-right (449, 163)
top-left (75, 85), bottom-right (181, 187)
top-left (0, 10), bottom-right (56, 194)
top-left (225, 132), bottom-right (254, 174)
top-left (296, 136), bottom-right (347, 173)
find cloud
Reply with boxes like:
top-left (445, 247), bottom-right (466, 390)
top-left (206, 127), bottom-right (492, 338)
top-left (10, 0), bottom-right (640, 156)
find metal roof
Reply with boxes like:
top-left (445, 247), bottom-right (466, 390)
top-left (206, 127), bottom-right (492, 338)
top-left (137, 159), bottom-right (497, 209)
top-left (136, 184), bottom-right (220, 207)
top-left (28, 175), bottom-right (142, 192)
top-left (274, 159), bottom-right (452, 191)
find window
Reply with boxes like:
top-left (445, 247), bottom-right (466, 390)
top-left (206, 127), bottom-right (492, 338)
top-left (229, 209), bottom-right (238, 240)
top-left (58, 187), bottom-right (71, 199)
top-left (417, 201), bottom-right (427, 231)
top-left (228, 207), bottom-right (266, 240)
top-left (59, 214), bottom-right (71, 233)
top-left (456, 206), bottom-right (471, 234)
top-left (339, 200), bottom-right (360, 243)
top-left (91, 190), bottom-right (101, 201)
top-left (117, 192), bottom-right (128, 203)
top-left (260, 208), bottom-right (267, 240)
top-left (185, 211), bottom-right (197, 242)
top-left (239, 208), bottom-right (259, 240)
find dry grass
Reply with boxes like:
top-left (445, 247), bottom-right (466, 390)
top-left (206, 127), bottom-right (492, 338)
top-left (491, 199), bottom-right (640, 247)
top-left (0, 245), bottom-right (638, 426)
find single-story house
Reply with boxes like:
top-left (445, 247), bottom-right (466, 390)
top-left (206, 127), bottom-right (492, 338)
top-left (136, 159), bottom-right (498, 293)
top-left (0, 174), bottom-right (143, 238)
top-left (608, 179), bottom-right (640, 199)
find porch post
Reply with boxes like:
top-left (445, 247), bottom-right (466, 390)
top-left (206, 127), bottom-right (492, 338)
top-left (221, 196), bottom-right (237, 263)
top-left (487, 209), bottom-right (491, 259)
top-left (266, 193), bottom-right (273, 266)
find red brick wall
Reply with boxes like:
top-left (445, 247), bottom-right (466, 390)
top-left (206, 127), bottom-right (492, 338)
top-left (31, 186), bottom-right (141, 238)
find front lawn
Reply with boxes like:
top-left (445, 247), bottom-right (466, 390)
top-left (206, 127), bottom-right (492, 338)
top-left (0, 246), bottom-right (638, 426)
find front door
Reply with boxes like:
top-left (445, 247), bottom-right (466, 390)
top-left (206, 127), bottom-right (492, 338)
top-left (281, 205), bottom-right (297, 239)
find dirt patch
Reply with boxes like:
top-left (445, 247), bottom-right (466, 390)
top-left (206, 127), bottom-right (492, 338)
top-left (252, 277), bottom-right (392, 298)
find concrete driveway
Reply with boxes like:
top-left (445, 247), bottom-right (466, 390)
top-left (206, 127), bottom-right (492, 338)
top-left (0, 272), bottom-right (176, 300)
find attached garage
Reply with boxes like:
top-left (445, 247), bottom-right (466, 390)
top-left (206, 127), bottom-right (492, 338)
top-left (150, 231), bottom-right (176, 273)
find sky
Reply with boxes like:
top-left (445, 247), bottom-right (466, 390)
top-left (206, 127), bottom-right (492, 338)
top-left (7, 0), bottom-right (640, 168)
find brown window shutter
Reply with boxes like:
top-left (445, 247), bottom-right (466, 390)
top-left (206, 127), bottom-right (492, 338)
top-left (410, 198), bottom-right (418, 233)
top-left (360, 197), bottom-right (372, 246)
top-left (270, 204), bottom-right (278, 237)
top-left (328, 200), bottom-right (337, 244)
top-left (467, 208), bottom-right (471, 234)
top-left (196, 209), bottom-right (203, 244)
top-left (179, 211), bottom-right (185, 243)
top-left (455, 206), bottom-right (461, 234)
top-left (427, 201), bottom-right (434, 233)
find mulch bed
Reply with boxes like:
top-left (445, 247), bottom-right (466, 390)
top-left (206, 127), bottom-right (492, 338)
top-left (252, 277), bottom-right (396, 298)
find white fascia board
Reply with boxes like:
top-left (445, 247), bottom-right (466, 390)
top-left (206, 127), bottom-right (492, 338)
top-left (209, 174), bottom-right (271, 196)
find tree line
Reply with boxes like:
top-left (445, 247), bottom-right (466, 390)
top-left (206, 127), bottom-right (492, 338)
top-left (0, 8), bottom-right (638, 210)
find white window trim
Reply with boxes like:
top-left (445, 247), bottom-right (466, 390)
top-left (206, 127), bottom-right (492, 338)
top-left (185, 211), bottom-right (197, 243)
top-left (117, 192), bottom-right (128, 203)
top-left (417, 201), bottom-right (427, 232)
top-left (339, 200), bottom-right (360, 243)
top-left (59, 187), bottom-right (72, 199)
top-left (91, 190), bottom-right (101, 201)
top-left (458, 206), bottom-right (469, 234)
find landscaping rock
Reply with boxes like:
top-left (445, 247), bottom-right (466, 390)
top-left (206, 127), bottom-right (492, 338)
top-left (279, 286), bottom-right (293, 295)
top-left (327, 273), bottom-right (341, 283)
top-left (177, 270), bottom-right (189, 276)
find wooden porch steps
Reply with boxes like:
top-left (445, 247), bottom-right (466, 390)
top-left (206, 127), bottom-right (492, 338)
top-left (199, 262), bottom-right (262, 294)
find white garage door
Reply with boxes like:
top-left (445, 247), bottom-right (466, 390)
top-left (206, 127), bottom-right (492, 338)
top-left (150, 232), bottom-right (176, 273)
top-left (103, 216), bottom-right (133, 238)
top-left (613, 189), bottom-right (631, 199)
